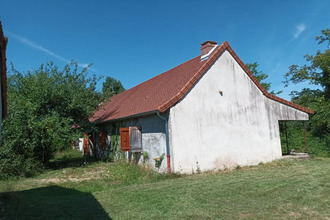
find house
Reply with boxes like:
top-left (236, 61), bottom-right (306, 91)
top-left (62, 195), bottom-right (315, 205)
top-left (89, 40), bottom-right (313, 173)
top-left (0, 21), bottom-right (8, 144)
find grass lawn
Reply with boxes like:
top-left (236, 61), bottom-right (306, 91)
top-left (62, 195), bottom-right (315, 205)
top-left (0, 151), bottom-right (329, 219)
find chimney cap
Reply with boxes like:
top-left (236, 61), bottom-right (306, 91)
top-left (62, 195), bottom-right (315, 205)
top-left (201, 40), bottom-right (217, 46)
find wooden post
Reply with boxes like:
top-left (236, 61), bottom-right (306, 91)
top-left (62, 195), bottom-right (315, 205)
top-left (83, 133), bottom-right (89, 156)
top-left (284, 121), bottom-right (290, 154)
top-left (303, 121), bottom-right (308, 153)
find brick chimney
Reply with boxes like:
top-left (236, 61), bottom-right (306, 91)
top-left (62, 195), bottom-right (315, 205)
top-left (201, 40), bottom-right (217, 56)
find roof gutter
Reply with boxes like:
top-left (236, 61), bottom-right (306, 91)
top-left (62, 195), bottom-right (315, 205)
top-left (156, 111), bottom-right (171, 174)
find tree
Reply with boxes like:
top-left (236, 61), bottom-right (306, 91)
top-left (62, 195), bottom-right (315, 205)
top-left (102, 76), bottom-right (125, 100)
top-left (0, 62), bottom-right (102, 177)
top-left (284, 28), bottom-right (330, 100)
top-left (246, 62), bottom-right (282, 95)
top-left (283, 29), bottom-right (330, 156)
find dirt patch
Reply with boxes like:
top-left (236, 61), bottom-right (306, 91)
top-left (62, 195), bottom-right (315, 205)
top-left (289, 211), bottom-right (302, 218)
top-left (38, 177), bottom-right (95, 184)
top-left (36, 164), bottom-right (108, 184)
top-left (239, 213), bottom-right (256, 219)
top-left (282, 153), bottom-right (309, 160)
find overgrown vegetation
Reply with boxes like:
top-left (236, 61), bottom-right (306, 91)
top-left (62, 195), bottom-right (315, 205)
top-left (249, 29), bottom-right (329, 156)
top-left (283, 29), bottom-right (330, 156)
top-left (154, 153), bottom-right (165, 169)
top-left (280, 121), bottom-right (329, 157)
top-left (110, 123), bottom-right (126, 161)
top-left (0, 62), bottom-right (102, 178)
top-left (0, 150), bottom-right (329, 219)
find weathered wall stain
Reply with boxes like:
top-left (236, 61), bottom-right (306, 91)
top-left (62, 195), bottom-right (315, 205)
top-left (169, 50), bottom-right (309, 173)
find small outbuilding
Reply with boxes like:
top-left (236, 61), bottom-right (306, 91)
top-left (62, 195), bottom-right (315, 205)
top-left (89, 41), bottom-right (313, 173)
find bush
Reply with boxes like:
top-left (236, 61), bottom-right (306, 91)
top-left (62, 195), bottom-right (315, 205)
top-left (0, 150), bottom-right (43, 179)
top-left (0, 62), bottom-right (102, 177)
top-left (280, 121), bottom-right (330, 157)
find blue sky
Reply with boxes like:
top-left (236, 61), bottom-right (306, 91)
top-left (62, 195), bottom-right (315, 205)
top-left (1, 0), bottom-right (329, 100)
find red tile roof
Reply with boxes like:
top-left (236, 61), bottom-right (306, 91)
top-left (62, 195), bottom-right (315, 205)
top-left (90, 41), bottom-right (314, 123)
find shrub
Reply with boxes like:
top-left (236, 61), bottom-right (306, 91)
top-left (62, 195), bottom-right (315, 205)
top-left (0, 62), bottom-right (102, 177)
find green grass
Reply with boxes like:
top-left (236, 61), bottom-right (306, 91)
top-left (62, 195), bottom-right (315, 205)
top-left (0, 151), bottom-right (329, 219)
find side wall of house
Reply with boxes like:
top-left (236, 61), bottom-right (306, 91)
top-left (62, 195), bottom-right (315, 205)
top-left (169, 50), bottom-right (309, 173)
top-left (98, 114), bottom-right (168, 172)
top-left (123, 114), bottom-right (167, 171)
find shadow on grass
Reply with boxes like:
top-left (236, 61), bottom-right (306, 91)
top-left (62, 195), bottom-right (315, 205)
top-left (47, 151), bottom-right (102, 170)
top-left (0, 185), bottom-right (112, 219)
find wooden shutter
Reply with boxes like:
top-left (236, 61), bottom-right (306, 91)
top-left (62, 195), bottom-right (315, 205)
top-left (99, 131), bottom-right (106, 149)
top-left (120, 127), bottom-right (130, 151)
top-left (130, 126), bottom-right (142, 152)
top-left (83, 133), bottom-right (89, 155)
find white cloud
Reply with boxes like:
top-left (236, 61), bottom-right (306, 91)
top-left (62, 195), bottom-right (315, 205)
top-left (293, 23), bottom-right (306, 39)
top-left (6, 31), bottom-right (93, 70)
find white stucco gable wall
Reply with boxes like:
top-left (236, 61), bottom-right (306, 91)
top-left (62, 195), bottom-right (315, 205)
top-left (267, 98), bottom-right (309, 121)
top-left (168, 50), bottom-right (309, 173)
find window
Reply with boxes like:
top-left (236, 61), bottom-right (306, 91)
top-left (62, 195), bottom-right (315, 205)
top-left (120, 126), bottom-right (142, 152)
